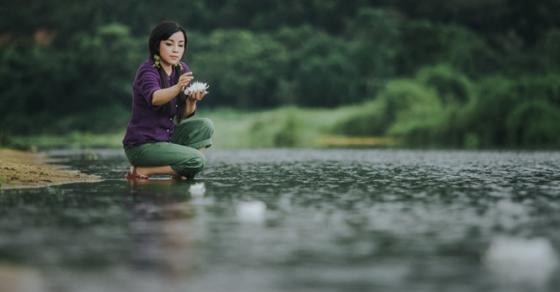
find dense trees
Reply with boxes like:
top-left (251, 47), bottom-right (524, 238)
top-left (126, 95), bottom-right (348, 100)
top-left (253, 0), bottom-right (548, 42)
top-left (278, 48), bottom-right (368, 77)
top-left (1, 0), bottom-right (559, 147)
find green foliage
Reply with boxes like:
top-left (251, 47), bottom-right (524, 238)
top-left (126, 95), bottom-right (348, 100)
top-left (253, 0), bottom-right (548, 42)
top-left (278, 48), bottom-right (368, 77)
top-left (190, 27), bottom-right (362, 108)
top-left (333, 66), bottom-right (459, 145)
top-left (247, 108), bottom-right (308, 147)
top-left (330, 66), bottom-right (560, 148)
top-left (290, 30), bottom-right (361, 106)
top-left (514, 75), bottom-right (560, 106)
top-left (345, 8), bottom-right (401, 96)
top-left (463, 76), bottom-right (518, 147)
top-left (466, 74), bottom-right (560, 147)
top-left (413, 65), bottom-right (476, 145)
top-left (384, 83), bottom-right (444, 145)
top-left (190, 29), bottom-right (289, 108)
top-left (273, 113), bottom-right (301, 147)
top-left (332, 99), bottom-right (386, 136)
top-left (10, 132), bottom-right (124, 149)
top-left (46, 104), bottom-right (130, 134)
top-left (0, 23), bottom-right (142, 135)
top-left (506, 100), bottom-right (560, 147)
top-left (1, 1), bottom-right (560, 148)
top-left (397, 21), bottom-right (498, 76)
top-left (416, 64), bottom-right (474, 105)
top-left (203, 106), bottom-right (360, 148)
top-left (536, 29), bottom-right (560, 72)
top-left (63, 24), bottom-right (143, 110)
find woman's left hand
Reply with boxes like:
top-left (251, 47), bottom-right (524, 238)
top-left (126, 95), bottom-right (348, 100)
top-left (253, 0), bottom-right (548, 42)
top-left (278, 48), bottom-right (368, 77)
top-left (188, 91), bottom-right (207, 102)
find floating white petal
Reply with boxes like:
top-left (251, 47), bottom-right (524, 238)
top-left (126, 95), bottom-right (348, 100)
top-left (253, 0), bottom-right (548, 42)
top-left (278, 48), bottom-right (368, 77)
top-left (189, 183), bottom-right (206, 197)
top-left (237, 201), bottom-right (266, 223)
top-left (484, 236), bottom-right (558, 287)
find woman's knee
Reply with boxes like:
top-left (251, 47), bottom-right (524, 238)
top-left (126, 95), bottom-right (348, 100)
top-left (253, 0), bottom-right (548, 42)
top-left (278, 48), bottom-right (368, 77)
top-left (197, 118), bottom-right (215, 137)
top-left (173, 150), bottom-right (206, 176)
top-left (171, 117), bottom-right (215, 148)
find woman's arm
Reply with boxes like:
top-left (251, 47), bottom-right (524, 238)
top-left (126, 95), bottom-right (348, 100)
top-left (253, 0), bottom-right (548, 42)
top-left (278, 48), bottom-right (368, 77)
top-left (183, 91), bottom-right (207, 117)
top-left (152, 85), bottom-right (182, 106)
top-left (151, 72), bottom-right (193, 106)
top-left (185, 98), bottom-right (197, 116)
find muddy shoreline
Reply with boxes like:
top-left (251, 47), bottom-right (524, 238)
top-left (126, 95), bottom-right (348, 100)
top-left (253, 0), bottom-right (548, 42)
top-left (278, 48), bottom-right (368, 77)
top-left (0, 149), bottom-right (101, 189)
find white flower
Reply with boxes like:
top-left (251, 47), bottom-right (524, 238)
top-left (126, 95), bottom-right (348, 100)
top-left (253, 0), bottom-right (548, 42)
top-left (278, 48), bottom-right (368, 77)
top-left (184, 81), bottom-right (209, 95)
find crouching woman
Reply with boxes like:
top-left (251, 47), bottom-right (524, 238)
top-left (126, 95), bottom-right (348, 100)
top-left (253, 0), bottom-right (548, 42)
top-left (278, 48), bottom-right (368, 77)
top-left (123, 21), bottom-right (214, 180)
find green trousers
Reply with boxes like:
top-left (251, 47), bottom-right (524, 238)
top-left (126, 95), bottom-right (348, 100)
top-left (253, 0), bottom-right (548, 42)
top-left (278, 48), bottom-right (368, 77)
top-left (124, 118), bottom-right (214, 178)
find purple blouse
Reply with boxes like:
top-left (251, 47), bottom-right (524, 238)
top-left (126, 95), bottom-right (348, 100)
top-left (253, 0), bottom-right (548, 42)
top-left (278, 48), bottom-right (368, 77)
top-left (123, 59), bottom-right (190, 147)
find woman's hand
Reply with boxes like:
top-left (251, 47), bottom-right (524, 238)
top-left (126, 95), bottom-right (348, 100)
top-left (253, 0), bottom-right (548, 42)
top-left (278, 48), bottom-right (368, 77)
top-left (188, 91), bottom-right (208, 102)
top-left (176, 72), bottom-right (193, 91)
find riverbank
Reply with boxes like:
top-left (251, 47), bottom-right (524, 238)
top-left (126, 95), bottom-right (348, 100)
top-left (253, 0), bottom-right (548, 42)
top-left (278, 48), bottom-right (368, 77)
top-left (5, 107), bottom-right (399, 149)
top-left (0, 149), bottom-right (101, 189)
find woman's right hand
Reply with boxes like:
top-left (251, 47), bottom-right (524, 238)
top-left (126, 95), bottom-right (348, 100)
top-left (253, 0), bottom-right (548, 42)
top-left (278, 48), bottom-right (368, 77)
top-left (176, 72), bottom-right (193, 91)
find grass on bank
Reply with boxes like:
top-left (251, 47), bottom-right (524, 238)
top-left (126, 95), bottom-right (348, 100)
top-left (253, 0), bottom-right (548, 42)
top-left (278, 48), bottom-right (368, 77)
top-left (6, 106), bottom-right (395, 150)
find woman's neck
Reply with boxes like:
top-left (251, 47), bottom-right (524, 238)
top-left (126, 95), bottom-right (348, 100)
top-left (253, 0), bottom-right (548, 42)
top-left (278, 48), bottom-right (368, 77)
top-left (161, 63), bottom-right (172, 76)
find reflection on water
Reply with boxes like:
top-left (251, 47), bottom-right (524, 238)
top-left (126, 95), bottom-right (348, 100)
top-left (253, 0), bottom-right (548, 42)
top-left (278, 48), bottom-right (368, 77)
top-left (1, 149), bottom-right (559, 292)
top-left (484, 236), bottom-right (558, 289)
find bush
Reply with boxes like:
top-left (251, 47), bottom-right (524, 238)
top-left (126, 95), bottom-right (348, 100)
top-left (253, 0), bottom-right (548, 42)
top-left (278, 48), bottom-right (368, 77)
top-left (514, 74), bottom-right (560, 106)
top-left (465, 76), bottom-right (521, 147)
top-left (382, 80), bottom-right (445, 144)
top-left (246, 107), bottom-right (306, 147)
top-left (465, 74), bottom-right (560, 148)
top-left (506, 100), bottom-right (560, 147)
top-left (332, 99), bottom-right (386, 136)
top-left (413, 65), bottom-right (475, 146)
top-left (273, 113), bottom-right (301, 147)
top-left (333, 79), bottom-right (444, 142)
top-left (416, 64), bottom-right (474, 105)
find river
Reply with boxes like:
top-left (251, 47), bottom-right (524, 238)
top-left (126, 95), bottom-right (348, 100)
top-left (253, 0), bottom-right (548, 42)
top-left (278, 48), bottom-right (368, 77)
top-left (1, 149), bottom-right (559, 292)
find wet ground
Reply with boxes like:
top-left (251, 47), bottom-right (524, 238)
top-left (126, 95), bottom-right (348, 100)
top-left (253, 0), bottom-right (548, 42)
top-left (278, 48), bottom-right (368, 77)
top-left (1, 149), bottom-right (559, 292)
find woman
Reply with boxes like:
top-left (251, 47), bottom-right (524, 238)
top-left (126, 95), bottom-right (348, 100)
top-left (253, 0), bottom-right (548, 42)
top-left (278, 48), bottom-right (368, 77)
top-left (123, 21), bottom-right (214, 180)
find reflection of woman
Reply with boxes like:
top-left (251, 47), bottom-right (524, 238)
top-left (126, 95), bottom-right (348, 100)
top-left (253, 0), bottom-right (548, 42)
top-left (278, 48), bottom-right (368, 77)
top-left (127, 180), bottom-right (198, 277)
top-left (123, 21), bottom-right (214, 180)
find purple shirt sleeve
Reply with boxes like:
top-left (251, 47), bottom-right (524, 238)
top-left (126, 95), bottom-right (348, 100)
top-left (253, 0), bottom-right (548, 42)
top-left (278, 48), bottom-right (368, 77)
top-left (137, 68), bottom-right (161, 107)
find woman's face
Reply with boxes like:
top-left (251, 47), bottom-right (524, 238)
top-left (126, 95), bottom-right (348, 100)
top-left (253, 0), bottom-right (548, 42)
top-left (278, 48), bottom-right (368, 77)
top-left (158, 31), bottom-right (185, 66)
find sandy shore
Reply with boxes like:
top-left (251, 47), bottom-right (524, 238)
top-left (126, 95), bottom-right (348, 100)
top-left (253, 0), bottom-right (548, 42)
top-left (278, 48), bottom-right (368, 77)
top-left (0, 149), bottom-right (102, 189)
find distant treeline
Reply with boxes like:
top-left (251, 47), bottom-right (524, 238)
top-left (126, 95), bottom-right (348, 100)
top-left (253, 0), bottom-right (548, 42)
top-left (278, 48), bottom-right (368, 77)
top-left (1, 0), bottom-right (559, 147)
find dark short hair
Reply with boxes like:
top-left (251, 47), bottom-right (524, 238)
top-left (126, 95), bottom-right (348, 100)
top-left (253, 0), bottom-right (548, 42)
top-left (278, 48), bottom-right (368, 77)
top-left (148, 21), bottom-right (188, 59)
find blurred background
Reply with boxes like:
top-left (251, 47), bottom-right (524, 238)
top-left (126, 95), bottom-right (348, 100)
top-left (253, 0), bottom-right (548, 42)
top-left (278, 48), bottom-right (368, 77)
top-left (1, 0), bottom-right (559, 149)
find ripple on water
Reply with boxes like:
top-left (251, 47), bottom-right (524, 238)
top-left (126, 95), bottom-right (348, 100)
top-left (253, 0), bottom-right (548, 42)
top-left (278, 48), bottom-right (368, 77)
top-left (1, 149), bottom-right (560, 292)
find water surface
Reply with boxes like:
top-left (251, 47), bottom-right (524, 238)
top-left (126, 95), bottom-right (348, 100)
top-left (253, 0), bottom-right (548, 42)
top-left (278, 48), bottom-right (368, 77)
top-left (1, 149), bottom-right (559, 292)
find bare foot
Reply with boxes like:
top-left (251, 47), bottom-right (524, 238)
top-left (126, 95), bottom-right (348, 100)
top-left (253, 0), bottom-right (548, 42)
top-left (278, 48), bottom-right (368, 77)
top-left (125, 167), bottom-right (149, 180)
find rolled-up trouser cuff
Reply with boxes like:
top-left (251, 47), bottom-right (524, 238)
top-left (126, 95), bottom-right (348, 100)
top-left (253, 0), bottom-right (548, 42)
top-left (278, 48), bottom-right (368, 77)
top-left (190, 138), bottom-right (212, 149)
